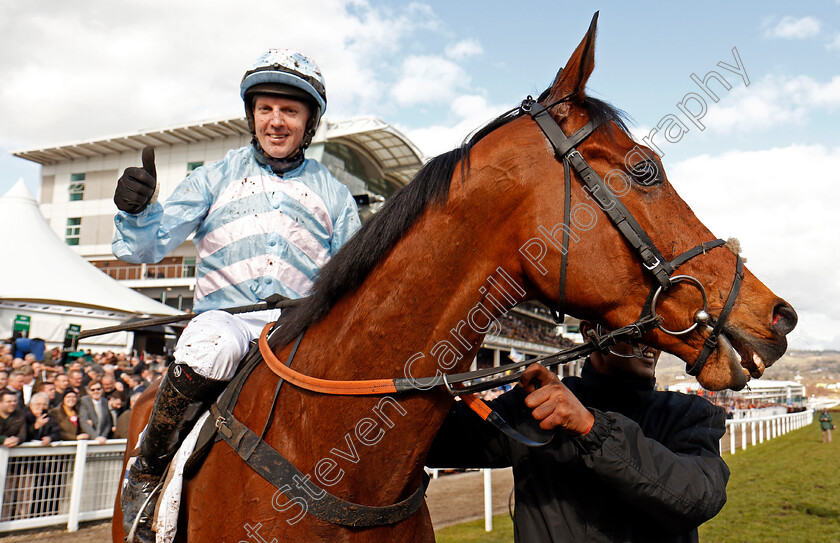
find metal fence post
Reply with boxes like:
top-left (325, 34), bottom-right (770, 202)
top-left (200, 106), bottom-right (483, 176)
top-left (67, 441), bottom-right (88, 532)
top-left (483, 469), bottom-right (492, 532)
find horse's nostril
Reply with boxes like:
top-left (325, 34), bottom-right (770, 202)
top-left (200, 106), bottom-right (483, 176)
top-left (772, 302), bottom-right (798, 335)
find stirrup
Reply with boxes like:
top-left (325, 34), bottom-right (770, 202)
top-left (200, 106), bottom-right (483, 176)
top-left (124, 481), bottom-right (162, 543)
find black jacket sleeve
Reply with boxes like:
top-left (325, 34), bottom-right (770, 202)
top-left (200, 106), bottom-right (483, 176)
top-left (426, 391), bottom-right (519, 469)
top-left (1, 413), bottom-right (28, 443)
top-left (572, 398), bottom-right (729, 531)
top-left (25, 410), bottom-right (61, 442)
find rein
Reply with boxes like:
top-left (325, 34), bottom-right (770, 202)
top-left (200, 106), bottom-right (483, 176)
top-left (76, 294), bottom-right (303, 340)
top-left (257, 314), bottom-right (663, 448)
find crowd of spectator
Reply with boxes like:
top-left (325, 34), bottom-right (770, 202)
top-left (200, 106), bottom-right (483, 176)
top-left (496, 313), bottom-right (575, 349)
top-left (694, 394), bottom-right (807, 417)
top-left (0, 342), bottom-right (165, 448)
top-left (0, 341), bottom-right (169, 521)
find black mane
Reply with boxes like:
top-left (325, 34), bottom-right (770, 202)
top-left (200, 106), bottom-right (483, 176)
top-left (270, 94), bottom-right (630, 347)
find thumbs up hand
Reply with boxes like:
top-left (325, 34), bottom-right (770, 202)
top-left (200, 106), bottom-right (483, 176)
top-left (114, 146), bottom-right (158, 214)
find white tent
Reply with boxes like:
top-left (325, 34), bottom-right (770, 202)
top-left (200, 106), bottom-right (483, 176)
top-left (0, 180), bottom-right (181, 352)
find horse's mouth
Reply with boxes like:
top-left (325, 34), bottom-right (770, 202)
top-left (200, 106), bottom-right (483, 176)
top-left (719, 331), bottom-right (766, 380)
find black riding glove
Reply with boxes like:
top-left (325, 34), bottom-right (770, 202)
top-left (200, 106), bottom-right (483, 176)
top-left (115, 146), bottom-right (157, 214)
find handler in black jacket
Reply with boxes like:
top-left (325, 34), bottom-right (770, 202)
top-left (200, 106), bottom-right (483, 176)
top-left (427, 320), bottom-right (729, 543)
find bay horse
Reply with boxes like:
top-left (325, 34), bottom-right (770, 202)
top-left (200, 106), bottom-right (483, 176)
top-left (114, 14), bottom-right (796, 542)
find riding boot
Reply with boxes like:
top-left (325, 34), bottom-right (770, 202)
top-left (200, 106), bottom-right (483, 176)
top-left (121, 363), bottom-right (225, 542)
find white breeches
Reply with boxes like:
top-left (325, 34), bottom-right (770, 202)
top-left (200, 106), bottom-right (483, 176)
top-left (173, 309), bottom-right (282, 381)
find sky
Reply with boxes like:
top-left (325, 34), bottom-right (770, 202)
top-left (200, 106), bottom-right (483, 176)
top-left (1, 0), bottom-right (838, 350)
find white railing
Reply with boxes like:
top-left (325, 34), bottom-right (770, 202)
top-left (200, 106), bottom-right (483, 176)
top-left (0, 410), bottom-right (816, 535)
top-left (103, 263), bottom-right (195, 281)
top-left (0, 439), bottom-right (126, 533)
top-left (722, 409), bottom-right (813, 454)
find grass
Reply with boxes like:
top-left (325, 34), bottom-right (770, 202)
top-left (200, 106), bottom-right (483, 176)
top-left (434, 417), bottom-right (840, 543)
top-left (435, 514), bottom-right (514, 543)
top-left (700, 417), bottom-right (840, 543)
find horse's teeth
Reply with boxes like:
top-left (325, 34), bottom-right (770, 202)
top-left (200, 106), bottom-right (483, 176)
top-left (752, 353), bottom-right (766, 373)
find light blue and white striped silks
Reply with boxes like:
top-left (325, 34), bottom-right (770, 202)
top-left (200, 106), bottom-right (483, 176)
top-left (113, 145), bottom-right (361, 313)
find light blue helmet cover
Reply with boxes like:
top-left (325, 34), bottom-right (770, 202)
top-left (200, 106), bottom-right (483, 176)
top-left (240, 49), bottom-right (327, 122)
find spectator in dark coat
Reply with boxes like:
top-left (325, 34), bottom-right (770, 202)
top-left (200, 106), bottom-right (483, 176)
top-left (107, 391), bottom-right (125, 437)
top-left (0, 390), bottom-right (26, 447)
top-left (5, 371), bottom-right (25, 413)
top-left (122, 372), bottom-right (147, 397)
top-left (24, 392), bottom-right (61, 445)
top-left (113, 391), bottom-right (141, 440)
top-left (428, 320), bottom-right (729, 543)
top-left (34, 381), bottom-right (57, 409)
top-left (52, 373), bottom-right (70, 403)
top-left (67, 369), bottom-right (84, 397)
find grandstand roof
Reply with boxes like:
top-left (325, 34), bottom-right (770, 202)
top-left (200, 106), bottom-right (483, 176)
top-left (11, 115), bottom-right (425, 189)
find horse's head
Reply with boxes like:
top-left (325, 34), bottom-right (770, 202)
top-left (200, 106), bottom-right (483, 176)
top-left (500, 14), bottom-right (796, 390)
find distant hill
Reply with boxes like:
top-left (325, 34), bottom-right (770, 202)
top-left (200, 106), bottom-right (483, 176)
top-left (656, 350), bottom-right (840, 390)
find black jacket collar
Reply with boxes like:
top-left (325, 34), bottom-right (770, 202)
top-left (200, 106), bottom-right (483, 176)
top-left (568, 360), bottom-right (656, 416)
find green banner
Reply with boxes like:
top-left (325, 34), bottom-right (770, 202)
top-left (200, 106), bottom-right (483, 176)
top-left (13, 314), bottom-right (30, 334)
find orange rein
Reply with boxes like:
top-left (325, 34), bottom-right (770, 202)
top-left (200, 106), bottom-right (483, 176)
top-left (258, 323), bottom-right (494, 421)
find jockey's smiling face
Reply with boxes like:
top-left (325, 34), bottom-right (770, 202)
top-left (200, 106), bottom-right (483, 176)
top-left (253, 95), bottom-right (310, 160)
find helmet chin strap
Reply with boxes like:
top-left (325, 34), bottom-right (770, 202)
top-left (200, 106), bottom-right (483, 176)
top-left (247, 101), bottom-right (318, 176)
top-left (251, 137), bottom-right (306, 176)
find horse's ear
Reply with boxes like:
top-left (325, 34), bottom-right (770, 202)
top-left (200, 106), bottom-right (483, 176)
top-left (545, 12), bottom-right (599, 104)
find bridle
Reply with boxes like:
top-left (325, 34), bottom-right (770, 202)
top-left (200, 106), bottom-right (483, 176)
top-left (253, 95), bottom-right (745, 447)
top-left (522, 95), bottom-right (744, 377)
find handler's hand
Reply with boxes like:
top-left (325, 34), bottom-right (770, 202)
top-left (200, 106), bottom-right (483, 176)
top-left (114, 146), bottom-right (157, 214)
top-left (519, 364), bottom-right (594, 436)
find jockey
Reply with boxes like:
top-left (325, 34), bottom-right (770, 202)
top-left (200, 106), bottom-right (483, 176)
top-left (113, 49), bottom-right (361, 539)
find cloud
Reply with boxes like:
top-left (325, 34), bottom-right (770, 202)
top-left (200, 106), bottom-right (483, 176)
top-left (763, 16), bottom-right (822, 40)
top-left (700, 74), bottom-right (840, 133)
top-left (445, 39), bottom-right (483, 60)
top-left (0, 0), bottom-right (440, 149)
top-left (667, 144), bottom-right (840, 349)
top-left (827, 33), bottom-right (840, 51)
top-left (390, 55), bottom-right (470, 106)
top-left (402, 94), bottom-right (509, 157)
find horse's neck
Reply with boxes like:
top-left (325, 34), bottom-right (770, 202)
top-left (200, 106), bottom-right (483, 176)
top-left (279, 187), bottom-right (528, 499)
top-left (322, 208), bottom-right (526, 377)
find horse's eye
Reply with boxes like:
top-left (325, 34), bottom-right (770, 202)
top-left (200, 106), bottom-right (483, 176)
top-left (630, 159), bottom-right (663, 186)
